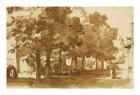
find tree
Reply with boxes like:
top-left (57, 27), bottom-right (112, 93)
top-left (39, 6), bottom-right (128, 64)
top-left (7, 7), bottom-right (44, 80)
top-left (88, 12), bottom-right (118, 70)
top-left (65, 16), bottom-right (84, 71)
top-left (82, 24), bottom-right (100, 69)
top-left (38, 7), bottom-right (73, 77)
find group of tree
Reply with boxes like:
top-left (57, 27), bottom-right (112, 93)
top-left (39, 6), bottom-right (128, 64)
top-left (7, 7), bottom-right (119, 80)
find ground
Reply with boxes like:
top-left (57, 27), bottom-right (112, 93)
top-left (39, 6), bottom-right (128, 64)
top-left (7, 70), bottom-right (133, 88)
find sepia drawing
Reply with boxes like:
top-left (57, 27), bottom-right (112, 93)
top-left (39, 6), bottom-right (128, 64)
top-left (7, 7), bottom-right (133, 88)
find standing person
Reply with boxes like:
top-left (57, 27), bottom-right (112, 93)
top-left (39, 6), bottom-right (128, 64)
top-left (112, 63), bottom-right (116, 79)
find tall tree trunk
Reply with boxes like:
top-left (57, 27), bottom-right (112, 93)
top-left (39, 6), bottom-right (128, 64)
top-left (44, 50), bottom-right (51, 79)
top-left (58, 47), bottom-right (62, 73)
top-left (112, 66), bottom-right (116, 79)
top-left (112, 63), bottom-right (116, 79)
top-left (47, 52), bottom-right (51, 66)
top-left (81, 56), bottom-right (85, 71)
top-left (101, 60), bottom-right (104, 70)
top-left (35, 49), bottom-right (41, 81)
top-left (73, 56), bottom-right (77, 69)
top-left (16, 50), bottom-right (20, 73)
top-left (95, 56), bottom-right (99, 70)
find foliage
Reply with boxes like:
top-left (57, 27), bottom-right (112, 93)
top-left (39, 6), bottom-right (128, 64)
top-left (7, 7), bottom-right (119, 77)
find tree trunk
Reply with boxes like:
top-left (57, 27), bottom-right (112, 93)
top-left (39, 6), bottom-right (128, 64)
top-left (35, 49), bottom-right (41, 81)
top-left (112, 67), bottom-right (116, 79)
top-left (16, 51), bottom-right (20, 73)
top-left (81, 56), bottom-right (85, 71)
top-left (73, 56), bottom-right (77, 69)
top-left (101, 60), bottom-right (104, 70)
top-left (44, 50), bottom-right (51, 79)
top-left (95, 56), bottom-right (99, 70)
top-left (46, 51), bottom-right (51, 66)
top-left (58, 47), bottom-right (62, 73)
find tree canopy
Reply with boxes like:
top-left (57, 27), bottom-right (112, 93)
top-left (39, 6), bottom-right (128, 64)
top-left (7, 7), bottom-right (119, 78)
